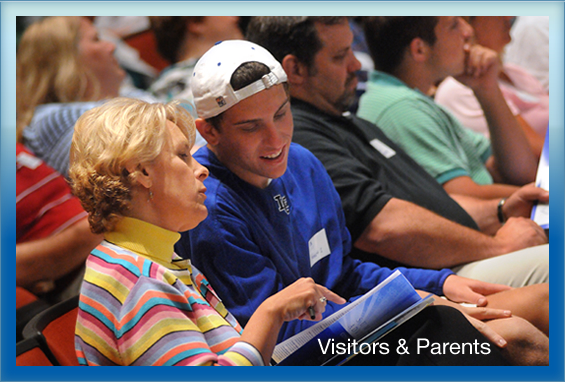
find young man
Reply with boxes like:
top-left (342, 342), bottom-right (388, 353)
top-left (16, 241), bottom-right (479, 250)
top-left (247, 16), bottom-right (548, 288)
top-left (175, 39), bottom-right (548, 366)
top-left (357, 16), bottom-right (538, 200)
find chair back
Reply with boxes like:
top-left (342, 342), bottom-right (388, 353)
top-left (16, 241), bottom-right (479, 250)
top-left (23, 295), bottom-right (80, 366)
top-left (16, 335), bottom-right (58, 366)
top-left (16, 287), bottom-right (50, 342)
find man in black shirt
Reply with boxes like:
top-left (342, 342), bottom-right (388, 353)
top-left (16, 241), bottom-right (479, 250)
top-left (246, 16), bottom-right (549, 288)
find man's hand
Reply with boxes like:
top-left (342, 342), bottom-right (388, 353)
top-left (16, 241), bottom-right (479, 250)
top-left (503, 183), bottom-right (549, 219)
top-left (455, 44), bottom-right (500, 93)
top-left (442, 275), bottom-right (512, 306)
top-left (493, 217), bottom-right (548, 253)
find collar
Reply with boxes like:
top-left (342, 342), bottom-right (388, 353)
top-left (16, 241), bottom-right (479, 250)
top-left (105, 217), bottom-right (181, 268)
top-left (369, 70), bottom-right (434, 103)
top-left (162, 57), bottom-right (199, 75)
top-left (369, 70), bottom-right (411, 88)
top-left (291, 97), bottom-right (355, 122)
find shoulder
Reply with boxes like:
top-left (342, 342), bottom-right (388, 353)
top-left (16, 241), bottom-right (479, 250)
top-left (360, 78), bottom-right (428, 123)
top-left (89, 242), bottom-right (150, 278)
top-left (29, 102), bottom-right (101, 131)
top-left (291, 104), bottom-right (344, 146)
top-left (288, 143), bottom-right (326, 171)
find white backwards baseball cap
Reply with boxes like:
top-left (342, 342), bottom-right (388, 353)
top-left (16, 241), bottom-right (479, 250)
top-left (191, 40), bottom-right (288, 119)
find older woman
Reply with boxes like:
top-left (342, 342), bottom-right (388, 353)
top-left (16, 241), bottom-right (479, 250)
top-left (69, 98), bottom-right (343, 366)
top-left (435, 16), bottom-right (547, 154)
top-left (17, 16), bottom-right (154, 177)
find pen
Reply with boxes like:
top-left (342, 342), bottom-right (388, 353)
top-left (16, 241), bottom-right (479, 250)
top-left (308, 306), bottom-right (316, 319)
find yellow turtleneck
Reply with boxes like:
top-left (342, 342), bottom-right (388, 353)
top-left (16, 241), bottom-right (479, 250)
top-left (104, 216), bottom-right (183, 270)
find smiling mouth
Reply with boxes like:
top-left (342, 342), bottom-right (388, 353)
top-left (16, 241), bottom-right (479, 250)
top-left (261, 147), bottom-right (284, 160)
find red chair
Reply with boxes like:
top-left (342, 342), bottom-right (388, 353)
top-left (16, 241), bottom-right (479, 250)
top-left (23, 296), bottom-right (80, 366)
top-left (124, 28), bottom-right (170, 72)
top-left (16, 335), bottom-right (57, 366)
top-left (16, 286), bottom-right (38, 309)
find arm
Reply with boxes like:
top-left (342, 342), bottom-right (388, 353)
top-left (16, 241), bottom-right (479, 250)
top-left (455, 45), bottom-right (537, 185)
top-left (354, 197), bottom-right (546, 269)
top-left (434, 75), bottom-right (544, 159)
top-left (16, 218), bottom-right (102, 290)
top-left (78, 271), bottom-right (264, 366)
top-left (185, 207), bottom-right (349, 343)
top-left (516, 115), bottom-right (544, 158)
top-left (376, 97), bottom-right (517, 198)
top-left (443, 175), bottom-right (519, 199)
top-left (451, 183), bottom-right (549, 235)
top-left (241, 278), bottom-right (345, 364)
top-left (292, 114), bottom-right (541, 269)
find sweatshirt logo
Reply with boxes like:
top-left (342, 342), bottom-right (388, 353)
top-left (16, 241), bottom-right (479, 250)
top-left (274, 195), bottom-right (290, 215)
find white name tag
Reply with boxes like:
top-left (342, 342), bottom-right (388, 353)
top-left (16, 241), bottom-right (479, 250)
top-left (309, 228), bottom-right (331, 267)
top-left (17, 152), bottom-right (42, 170)
top-left (370, 138), bottom-right (396, 159)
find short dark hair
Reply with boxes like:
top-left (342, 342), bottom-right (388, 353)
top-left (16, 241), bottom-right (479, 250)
top-left (246, 16), bottom-right (345, 73)
top-left (149, 16), bottom-right (204, 63)
top-left (206, 61), bottom-right (289, 130)
top-left (362, 16), bottom-right (439, 74)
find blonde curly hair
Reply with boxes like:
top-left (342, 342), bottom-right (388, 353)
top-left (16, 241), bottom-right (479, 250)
top-left (69, 98), bottom-right (196, 234)
top-left (16, 16), bottom-right (100, 142)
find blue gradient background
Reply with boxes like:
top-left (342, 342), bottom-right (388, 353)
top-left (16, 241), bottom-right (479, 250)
top-left (3, 2), bottom-right (563, 381)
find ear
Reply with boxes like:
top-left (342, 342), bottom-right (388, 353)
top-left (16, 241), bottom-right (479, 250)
top-left (126, 162), bottom-right (153, 189)
top-left (195, 118), bottom-right (220, 146)
top-left (408, 38), bottom-right (430, 63)
top-left (281, 54), bottom-right (308, 86)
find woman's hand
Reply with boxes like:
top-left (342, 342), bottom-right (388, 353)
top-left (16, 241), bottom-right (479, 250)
top-left (264, 277), bottom-right (346, 322)
top-left (241, 278), bottom-right (345, 364)
top-left (463, 314), bottom-right (508, 348)
top-left (422, 291), bottom-right (511, 348)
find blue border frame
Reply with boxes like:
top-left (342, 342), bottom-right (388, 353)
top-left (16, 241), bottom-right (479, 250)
top-left (3, 3), bottom-right (563, 381)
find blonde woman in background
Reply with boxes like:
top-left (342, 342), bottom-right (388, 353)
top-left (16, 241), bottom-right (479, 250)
top-left (17, 16), bottom-right (154, 177)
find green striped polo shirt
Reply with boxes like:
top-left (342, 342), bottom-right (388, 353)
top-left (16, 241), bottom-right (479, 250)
top-left (357, 71), bottom-right (492, 186)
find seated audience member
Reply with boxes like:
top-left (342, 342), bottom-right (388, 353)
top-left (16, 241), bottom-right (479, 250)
top-left (17, 143), bottom-right (102, 302)
top-left (357, 16), bottom-right (538, 199)
top-left (348, 17), bottom-right (374, 114)
top-left (93, 16), bottom-right (158, 90)
top-left (148, 16), bottom-right (246, 103)
top-left (70, 98), bottom-right (342, 366)
top-left (17, 16), bottom-right (156, 178)
top-left (504, 16), bottom-right (549, 93)
top-left (247, 16), bottom-right (548, 288)
top-left (435, 16), bottom-right (547, 154)
top-left (178, 39), bottom-right (548, 366)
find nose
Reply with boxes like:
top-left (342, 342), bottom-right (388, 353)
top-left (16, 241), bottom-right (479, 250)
top-left (193, 158), bottom-right (209, 181)
top-left (459, 17), bottom-right (474, 40)
top-left (264, 123), bottom-right (286, 148)
top-left (106, 40), bottom-right (116, 54)
top-left (349, 50), bottom-right (362, 73)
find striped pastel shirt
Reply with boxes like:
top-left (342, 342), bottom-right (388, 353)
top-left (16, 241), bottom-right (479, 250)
top-left (75, 217), bottom-right (263, 366)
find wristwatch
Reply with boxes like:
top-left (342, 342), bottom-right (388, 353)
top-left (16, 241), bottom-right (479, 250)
top-left (497, 198), bottom-right (507, 224)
